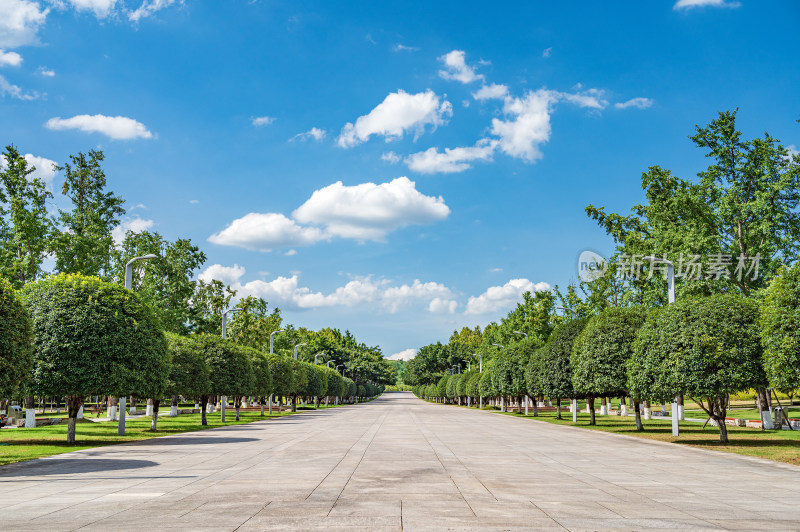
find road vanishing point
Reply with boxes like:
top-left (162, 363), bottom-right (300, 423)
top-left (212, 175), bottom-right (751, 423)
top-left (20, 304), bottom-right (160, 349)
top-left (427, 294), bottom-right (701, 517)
top-left (2, 392), bottom-right (799, 531)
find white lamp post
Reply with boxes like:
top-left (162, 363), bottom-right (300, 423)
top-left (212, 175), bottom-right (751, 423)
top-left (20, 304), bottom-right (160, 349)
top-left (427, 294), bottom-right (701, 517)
top-left (513, 331), bottom-right (527, 338)
top-left (293, 343), bottom-right (307, 360)
top-left (643, 255), bottom-right (679, 436)
top-left (221, 307), bottom-right (240, 340)
top-left (557, 306), bottom-right (577, 319)
top-left (119, 254), bottom-right (158, 436)
top-left (269, 329), bottom-right (285, 354)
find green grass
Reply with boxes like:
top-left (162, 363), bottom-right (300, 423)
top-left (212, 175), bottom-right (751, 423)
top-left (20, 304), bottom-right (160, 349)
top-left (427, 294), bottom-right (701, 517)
top-left (0, 403), bottom-right (347, 467)
top-left (496, 409), bottom-right (800, 466)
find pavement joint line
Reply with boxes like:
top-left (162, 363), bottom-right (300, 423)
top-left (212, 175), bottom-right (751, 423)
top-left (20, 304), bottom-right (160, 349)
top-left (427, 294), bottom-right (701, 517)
top-left (232, 501), bottom-right (272, 531)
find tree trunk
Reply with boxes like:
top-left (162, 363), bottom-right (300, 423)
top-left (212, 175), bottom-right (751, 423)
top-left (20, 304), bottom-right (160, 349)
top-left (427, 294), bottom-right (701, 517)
top-left (555, 398), bottom-right (562, 420)
top-left (235, 395), bottom-right (241, 421)
top-left (269, 394), bottom-right (273, 415)
top-left (588, 396), bottom-right (596, 425)
top-left (634, 401), bottom-right (643, 431)
top-left (278, 395), bottom-right (282, 413)
top-left (260, 396), bottom-right (265, 416)
top-left (129, 396), bottom-right (137, 415)
top-left (200, 395), bottom-right (208, 426)
top-left (24, 395), bottom-right (36, 428)
top-left (150, 399), bottom-right (160, 431)
top-left (170, 395), bottom-right (178, 416)
top-left (66, 395), bottom-right (83, 444)
top-left (757, 388), bottom-right (773, 429)
top-left (291, 396), bottom-right (297, 412)
top-left (532, 396), bottom-right (538, 417)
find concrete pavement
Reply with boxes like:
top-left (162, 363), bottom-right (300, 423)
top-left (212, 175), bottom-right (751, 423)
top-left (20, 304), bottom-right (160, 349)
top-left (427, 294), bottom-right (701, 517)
top-left (1, 392), bottom-right (799, 531)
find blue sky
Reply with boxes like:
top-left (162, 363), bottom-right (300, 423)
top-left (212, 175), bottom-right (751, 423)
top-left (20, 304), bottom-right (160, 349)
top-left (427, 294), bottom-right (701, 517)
top-left (2, 0), bottom-right (798, 359)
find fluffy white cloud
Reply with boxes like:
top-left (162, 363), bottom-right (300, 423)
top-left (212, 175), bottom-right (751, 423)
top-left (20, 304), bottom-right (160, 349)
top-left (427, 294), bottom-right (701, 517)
top-left (0, 152), bottom-right (57, 185)
top-left (0, 0), bottom-right (48, 48)
top-left (472, 83), bottom-right (508, 101)
top-left (64, 0), bottom-right (117, 18)
top-left (0, 74), bottom-right (38, 99)
top-left (382, 279), bottom-right (453, 313)
top-left (292, 176), bottom-right (450, 241)
top-left (490, 88), bottom-right (606, 162)
top-left (542, 47), bottom-right (552, 58)
top-left (38, 66), bottom-right (54, 76)
top-left (198, 263), bottom-right (246, 285)
top-left (45, 114), bottom-right (153, 140)
top-left (465, 278), bottom-right (551, 315)
top-left (381, 151), bottom-right (401, 164)
top-left (290, 127), bottom-right (325, 142)
top-left (0, 49), bottom-right (22, 66)
top-left (128, 0), bottom-right (180, 22)
top-left (208, 212), bottom-right (327, 252)
top-left (111, 217), bottom-right (154, 244)
top-left (615, 97), bottom-right (653, 110)
top-left (428, 297), bottom-right (458, 314)
top-left (405, 139), bottom-right (496, 174)
top-left (393, 44), bottom-right (419, 52)
top-left (674, 0), bottom-right (740, 9)
top-left (251, 115), bottom-right (274, 127)
top-left (387, 349), bottom-right (417, 361)
top-left (337, 89), bottom-right (452, 148)
top-left (438, 50), bottom-right (484, 84)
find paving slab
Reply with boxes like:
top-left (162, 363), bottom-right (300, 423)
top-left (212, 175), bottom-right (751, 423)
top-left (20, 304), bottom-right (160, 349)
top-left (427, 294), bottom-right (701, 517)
top-left (1, 392), bottom-right (799, 530)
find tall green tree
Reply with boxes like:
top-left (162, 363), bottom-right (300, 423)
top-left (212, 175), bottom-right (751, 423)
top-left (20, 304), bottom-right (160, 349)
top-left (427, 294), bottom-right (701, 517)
top-left (227, 296), bottom-right (283, 350)
top-left (189, 279), bottom-right (237, 335)
top-left (0, 146), bottom-right (53, 287)
top-left (760, 263), bottom-right (800, 394)
top-left (52, 151), bottom-right (125, 279)
top-left (0, 276), bottom-right (33, 399)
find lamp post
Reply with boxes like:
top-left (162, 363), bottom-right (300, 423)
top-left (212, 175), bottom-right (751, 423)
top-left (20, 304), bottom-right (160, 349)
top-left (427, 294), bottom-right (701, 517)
top-left (643, 255), bottom-right (678, 435)
top-left (219, 307), bottom-right (241, 422)
top-left (293, 343), bottom-right (307, 360)
top-left (269, 329), bottom-right (285, 354)
top-left (119, 254), bottom-right (157, 436)
top-left (513, 331), bottom-right (527, 338)
top-left (463, 359), bottom-right (471, 371)
top-left (314, 352), bottom-right (324, 365)
top-left (326, 361), bottom-right (334, 368)
top-left (513, 332), bottom-right (530, 415)
top-left (492, 343), bottom-right (504, 349)
top-left (556, 306), bottom-right (577, 319)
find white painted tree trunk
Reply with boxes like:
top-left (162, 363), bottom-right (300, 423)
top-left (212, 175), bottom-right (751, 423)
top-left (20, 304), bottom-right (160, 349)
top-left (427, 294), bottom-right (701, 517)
top-left (524, 395), bottom-right (529, 415)
top-left (108, 406), bottom-right (117, 421)
top-left (644, 406), bottom-right (652, 420)
top-left (620, 404), bottom-right (627, 416)
top-left (221, 396), bottom-right (227, 422)
top-left (268, 394), bottom-right (273, 415)
top-left (678, 405), bottom-right (685, 420)
top-left (146, 400), bottom-right (154, 417)
top-left (170, 405), bottom-right (178, 416)
top-left (77, 405), bottom-right (84, 419)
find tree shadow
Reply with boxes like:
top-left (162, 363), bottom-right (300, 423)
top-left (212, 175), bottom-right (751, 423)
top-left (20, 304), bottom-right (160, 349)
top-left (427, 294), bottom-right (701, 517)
top-left (0, 458), bottom-right (159, 477)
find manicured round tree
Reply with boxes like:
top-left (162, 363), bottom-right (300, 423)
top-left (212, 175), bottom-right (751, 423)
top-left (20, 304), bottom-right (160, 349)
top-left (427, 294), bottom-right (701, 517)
top-left (534, 319), bottom-right (588, 419)
top-left (164, 333), bottom-right (211, 419)
top-left (445, 374), bottom-right (459, 402)
top-left (465, 372), bottom-right (482, 405)
top-left (760, 263), bottom-right (800, 393)
top-left (247, 348), bottom-right (273, 415)
top-left (456, 373), bottom-right (469, 401)
top-left (265, 353), bottom-right (294, 412)
top-left (22, 273), bottom-right (169, 443)
top-left (631, 294), bottom-right (766, 443)
top-left (491, 346), bottom-right (528, 411)
top-left (436, 375), bottom-right (449, 402)
top-left (193, 334), bottom-right (253, 423)
top-left (0, 277), bottom-right (33, 400)
top-left (571, 307), bottom-right (645, 425)
top-left (478, 367), bottom-right (497, 406)
top-left (302, 362), bottom-right (324, 406)
top-left (288, 358), bottom-right (308, 411)
top-left (345, 378), bottom-right (357, 401)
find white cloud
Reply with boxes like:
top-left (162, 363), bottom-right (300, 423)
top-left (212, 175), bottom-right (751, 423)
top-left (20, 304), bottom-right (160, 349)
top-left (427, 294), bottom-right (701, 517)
top-left (128, 0), bottom-right (180, 22)
top-left (251, 116), bottom-right (275, 127)
top-left (198, 263), bottom-right (246, 285)
top-left (290, 127), bottom-right (325, 142)
top-left (208, 212), bottom-right (327, 252)
top-left (189, 199), bottom-right (199, 204)
top-left (292, 176), bottom-right (450, 241)
top-left (337, 89), bottom-right (452, 148)
top-left (0, 49), bottom-right (22, 66)
top-left (542, 47), bottom-right (552, 58)
top-left (37, 66), bottom-right (54, 76)
top-left (615, 97), bottom-right (653, 110)
top-left (428, 297), bottom-right (458, 314)
top-left (0, 0), bottom-right (48, 48)
top-left (490, 87), bottom-right (607, 163)
top-left (284, 249), bottom-right (297, 256)
top-left (381, 151), bottom-right (401, 164)
top-left (382, 279), bottom-right (453, 313)
top-left (438, 50), bottom-right (484, 84)
top-left (405, 139), bottom-right (496, 174)
top-left (24, 153), bottom-right (57, 184)
top-left (472, 83), bottom-right (508, 101)
top-left (673, 0), bottom-right (740, 9)
top-left (393, 43), bottom-right (419, 52)
top-left (387, 348), bottom-right (417, 361)
top-left (112, 217), bottom-right (154, 244)
top-left (0, 74), bottom-right (39, 99)
top-left (45, 114), bottom-right (153, 140)
top-left (63, 0), bottom-right (117, 18)
top-left (464, 278), bottom-right (551, 315)
top-left (489, 267), bottom-right (503, 273)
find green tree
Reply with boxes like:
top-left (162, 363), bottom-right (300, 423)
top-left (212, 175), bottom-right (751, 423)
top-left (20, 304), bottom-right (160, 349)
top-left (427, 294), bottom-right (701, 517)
top-left (189, 279), bottom-right (237, 335)
top-left (247, 348), bottom-right (273, 415)
top-left (164, 333), bottom-right (211, 421)
top-left (0, 276), bottom-right (33, 399)
top-left (530, 319), bottom-right (588, 419)
top-left (22, 274), bottom-right (169, 443)
top-left (631, 294), bottom-right (767, 443)
top-left (571, 307), bottom-right (645, 425)
top-left (113, 231), bottom-right (207, 334)
top-left (193, 334), bottom-right (253, 423)
top-left (227, 296), bottom-right (283, 350)
top-left (52, 151), bottom-right (125, 279)
top-left (760, 263), bottom-right (800, 393)
top-left (0, 146), bottom-right (54, 288)
top-left (265, 353), bottom-right (294, 412)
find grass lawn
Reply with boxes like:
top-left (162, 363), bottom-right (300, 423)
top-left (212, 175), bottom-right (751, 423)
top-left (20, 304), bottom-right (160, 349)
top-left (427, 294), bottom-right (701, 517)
top-left (497, 409), bottom-right (800, 466)
top-left (0, 403), bottom-right (345, 467)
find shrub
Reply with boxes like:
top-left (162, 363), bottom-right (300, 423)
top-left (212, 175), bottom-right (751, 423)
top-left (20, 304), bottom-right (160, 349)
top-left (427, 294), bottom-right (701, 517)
top-left (760, 263), bottom-right (800, 393)
top-left (0, 276), bottom-right (33, 398)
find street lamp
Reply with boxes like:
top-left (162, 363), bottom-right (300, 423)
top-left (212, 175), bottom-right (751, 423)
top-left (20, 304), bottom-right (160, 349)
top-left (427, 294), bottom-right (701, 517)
top-left (643, 255), bottom-right (678, 435)
top-left (326, 361), bottom-right (334, 368)
top-left (463, 359), bottom-right (471, 371)
top-left (557, 306), bottom-right (577, 319)
top-left (492, 343), bottom-right (504, 349)
top-left (269, 329), bottom-right (285, 354)
top-left (221, 307), bottom-right (240, 340)
top-left (293, 343), bottom-right (307, 360)
top-left (119, 254), bottom-right (157, 436)
top-left (453, 364), bottom-right (461, 374)
top-left (314, 352), bottom-right (324, 364)
top-left (474, 353), bottom-right (482, 373)
top-left (513, 331), bottom-right (527, 338)
top-left (337, 364), bottom-right (345, 376)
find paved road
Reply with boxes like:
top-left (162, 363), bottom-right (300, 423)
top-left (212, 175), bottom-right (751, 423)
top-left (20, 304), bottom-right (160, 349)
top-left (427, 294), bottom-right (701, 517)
top-left (2, 392), bottom-right (799, 531)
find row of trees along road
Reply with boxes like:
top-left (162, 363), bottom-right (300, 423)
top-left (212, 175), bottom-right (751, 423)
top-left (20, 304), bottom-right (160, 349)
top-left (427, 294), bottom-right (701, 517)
top-left (409, 110), bottom-right (800, 444)
top-left (0, 146), bottom-right (394, 443)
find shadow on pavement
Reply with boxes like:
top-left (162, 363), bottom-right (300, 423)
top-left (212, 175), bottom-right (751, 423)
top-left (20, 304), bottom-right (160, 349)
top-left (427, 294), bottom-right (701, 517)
top-left (0, 458), bottom-right (159, 477)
